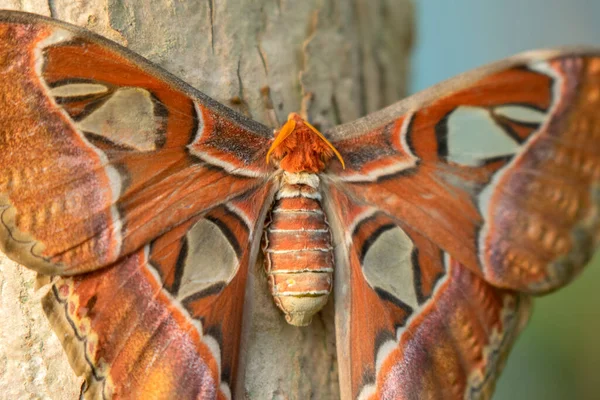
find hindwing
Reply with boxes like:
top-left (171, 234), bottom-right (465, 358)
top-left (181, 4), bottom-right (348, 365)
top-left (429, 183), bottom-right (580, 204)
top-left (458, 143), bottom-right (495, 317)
top-left (39, 185), bottom-right (274, 398)
top-left (324, 51), bottom-right (600, 398)
top-left (0, 11), bottom-right (275, 398)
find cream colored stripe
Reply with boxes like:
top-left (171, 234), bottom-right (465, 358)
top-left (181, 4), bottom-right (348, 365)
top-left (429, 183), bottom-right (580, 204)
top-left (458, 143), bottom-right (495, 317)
top-left (264, 248), bottom-right (332, 253)
top-left (50, 83), bottom-right (109, 97)
top-left (494, 105), bottom-right (547, 123)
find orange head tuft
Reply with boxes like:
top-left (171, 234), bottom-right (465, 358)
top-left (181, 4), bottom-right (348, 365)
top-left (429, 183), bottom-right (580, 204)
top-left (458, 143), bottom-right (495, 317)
top-left (266, 113), bottom-right (345, 173)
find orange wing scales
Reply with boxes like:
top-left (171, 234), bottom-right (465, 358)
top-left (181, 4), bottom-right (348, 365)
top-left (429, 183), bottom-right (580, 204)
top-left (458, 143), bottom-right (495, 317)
top-left (331, 56), bottom-right (600, 294)
top-left (2, 11), bottom-right (600, 400)
top-left (40, 249), bottom-right (228, 400)
top-left (371, 259), bottom-right (530, 400)
top-left (0, 21), bottom-right (123, 275)
top-left (0, 15), bottom-right (272, 277)
top-left (482, 57), bottom-right (600, 292)
top-left (262, 173), bottom-right (334, 326)
top-left (40, 186), bottom-right (272, 399)
top-left (326, 54), bottom-right (600, 397)
top-left (0, 12), bottom-right (277, 399)
top-left (327, 187), bottom-right (531, 399)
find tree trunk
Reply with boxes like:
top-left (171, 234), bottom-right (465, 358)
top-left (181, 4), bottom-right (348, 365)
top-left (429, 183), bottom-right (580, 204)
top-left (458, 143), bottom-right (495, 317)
top-left (0, 0), bottom-right (414, 398)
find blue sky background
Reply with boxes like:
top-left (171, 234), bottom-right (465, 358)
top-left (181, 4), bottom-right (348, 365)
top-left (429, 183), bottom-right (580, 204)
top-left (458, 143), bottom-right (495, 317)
top-left (412, 0), bottom-right (600, 92)
top-left (411, 1), bottom-right (600, 399)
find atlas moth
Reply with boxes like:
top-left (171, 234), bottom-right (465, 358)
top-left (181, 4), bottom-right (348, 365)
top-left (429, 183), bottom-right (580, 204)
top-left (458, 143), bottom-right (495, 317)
top-left (0, 9), bottom-right (599, 400)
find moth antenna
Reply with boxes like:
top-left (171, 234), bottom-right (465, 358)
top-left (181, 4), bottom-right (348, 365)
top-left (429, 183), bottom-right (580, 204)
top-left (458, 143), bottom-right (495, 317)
top-left (303, 118), bottom-right (346, 169)
top-left (266, 117), bottom-right (296, 164)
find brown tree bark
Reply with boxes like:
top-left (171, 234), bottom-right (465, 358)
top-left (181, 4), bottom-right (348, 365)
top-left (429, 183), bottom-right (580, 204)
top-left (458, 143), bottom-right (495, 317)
top-left (0, 0), bottom-right (414, 397)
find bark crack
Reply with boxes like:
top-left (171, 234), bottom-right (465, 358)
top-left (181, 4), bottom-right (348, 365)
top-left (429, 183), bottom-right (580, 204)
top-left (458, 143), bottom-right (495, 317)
top-left (207, 0), bottom-right (215, 53)
top-left (47, 0), bottom-right (57, 18)
top-left (331, 93), bottom-right (342, 125)
top-left (299, 9), bottom-right (321, 119)
top-left (235, 59), bottom-right (251, 117)
top-left (353, 1), bottom-right (368, 117)
top-left (257, 45), bottom-right (269, 75)
top-left (374, 1), bottom-right (388, 110)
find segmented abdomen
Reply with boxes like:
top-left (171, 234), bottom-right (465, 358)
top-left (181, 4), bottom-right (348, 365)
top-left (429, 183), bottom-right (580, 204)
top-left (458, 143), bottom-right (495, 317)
top-left (262, 179), bottom-right (333, 326)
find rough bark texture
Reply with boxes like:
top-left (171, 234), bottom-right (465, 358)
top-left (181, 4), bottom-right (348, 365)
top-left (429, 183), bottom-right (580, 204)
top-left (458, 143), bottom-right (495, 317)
top-left (0, 0), bottom-right (414, 398)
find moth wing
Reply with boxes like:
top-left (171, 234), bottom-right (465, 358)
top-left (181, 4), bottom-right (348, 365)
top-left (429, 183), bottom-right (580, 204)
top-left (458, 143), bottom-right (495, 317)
top-left (0, 11), bottom-right (273, 276)
top-left (326, 186), bottom-right (531, 399)
top-left (323, 50), bottom-right (600, 398)
top-left (39, 185), bottom-right (274, 398)
top-left (326, 50), bottom-right (600, 294)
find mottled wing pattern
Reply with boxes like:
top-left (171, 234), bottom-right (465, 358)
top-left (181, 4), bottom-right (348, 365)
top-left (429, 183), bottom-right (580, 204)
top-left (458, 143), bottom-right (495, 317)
top-left (0, 11), bottom-right (277, 399)
top-left (39, 185), bottom-right (274, 399)
top-left (326, 186), bottom-right (531, 399)
top-left (324, 52), bottom-right (600, 397)
top-left (0, 11), bottom-right (273, 276)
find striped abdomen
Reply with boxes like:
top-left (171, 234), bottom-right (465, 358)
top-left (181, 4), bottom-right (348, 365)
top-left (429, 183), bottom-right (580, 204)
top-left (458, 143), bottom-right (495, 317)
top-left (262, 173), bottom-right (333, 326)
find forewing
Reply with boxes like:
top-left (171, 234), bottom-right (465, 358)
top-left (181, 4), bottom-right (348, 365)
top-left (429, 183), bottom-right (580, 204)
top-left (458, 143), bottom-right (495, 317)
top-left (39, 184), bottom-right (274, 399)
top-left (325, 187), bottom-right (531, 399)
top-left (326, 50), bottom-right (600, 294)
top-left (324, 50), bottom-right (600, 399)
top-left (0, 11), bottom-right (273, 276)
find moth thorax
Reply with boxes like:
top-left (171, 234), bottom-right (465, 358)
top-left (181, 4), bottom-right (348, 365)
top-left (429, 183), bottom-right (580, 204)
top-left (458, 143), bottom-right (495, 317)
top-left (262, 172), bottom-right (334, 326)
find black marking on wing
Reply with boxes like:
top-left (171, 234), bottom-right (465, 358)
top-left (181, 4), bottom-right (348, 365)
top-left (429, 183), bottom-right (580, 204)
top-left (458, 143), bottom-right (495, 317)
top-left (83, 131), bottom-right (138, 151)
top-left (374, 288), bottom-right (413, 317)
top-left (181, 282), bottom-right (227, 306)
top-left (402, 112), bottom-right (417, 155)
top-left (203, 323), bottom-right (232, 385)
top-left (359, 367), bottom-right (376, 393)
top-left (60, 92), bottom-right (113, 122)
top-left (168, 237), bottom-right (188, 296)
top-left (46, 284), bottom-right (107, 389)
top-left (205, 214), bottom-right (244, 258)
top-left (358, 222), bottom-right (396, 264)
top-left (434, 110), bottom-right (451, 160)
top-left (479, 154), bottom-right (514, 167)
top-left (84, 294), bottom-right (98, 316)
top-left (491, 104), bottom-right (545, 143)
top-left (47, 77), bottom-right (110, 89)
top-left (492, 116), bottom-right (531, 145)
top-left (147, 92), bottom-right (168, 149)
top-left (412, 247), bottom-right (446, 305)
top-left (370, 329), bottom-right (396, 385)
top-left (411, 248), bottom-right (426, 305)
top-left (48, 78), bottom-right (113, 104)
